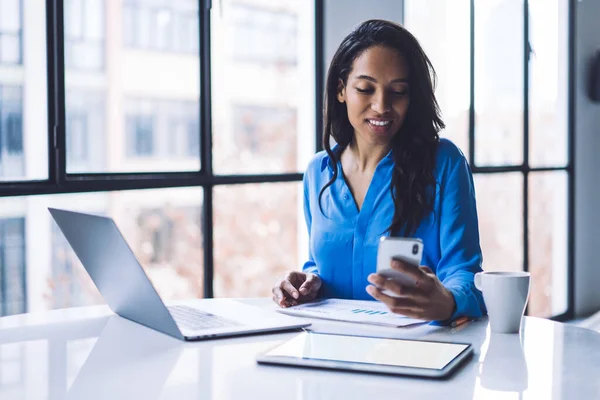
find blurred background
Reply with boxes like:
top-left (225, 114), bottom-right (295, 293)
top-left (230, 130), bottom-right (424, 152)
top-left (0, 0), bottom-right (597, 328)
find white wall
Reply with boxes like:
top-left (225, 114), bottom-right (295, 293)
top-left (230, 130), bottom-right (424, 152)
top-left (574, 0), bottom-right (600, 317)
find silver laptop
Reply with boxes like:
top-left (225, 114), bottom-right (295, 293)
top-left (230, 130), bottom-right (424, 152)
top-left (49, 208), bottom-right (310, 341)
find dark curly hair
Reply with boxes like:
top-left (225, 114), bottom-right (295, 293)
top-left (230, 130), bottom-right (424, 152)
top-left (319, 19), bottom-right (444, 236)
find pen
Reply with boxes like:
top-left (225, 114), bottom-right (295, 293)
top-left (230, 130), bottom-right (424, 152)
top-left (450, 316), bottom-right (470, 328)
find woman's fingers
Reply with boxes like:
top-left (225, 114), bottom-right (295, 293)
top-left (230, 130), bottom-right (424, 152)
top-left (281, 277), bottom-right (300, 300)
top-left (299, 274), bottom-right (321, 296)
top-left (365, 285), bottom-right (424, 318)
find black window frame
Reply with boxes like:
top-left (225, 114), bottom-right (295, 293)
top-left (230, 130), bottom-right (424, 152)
top-left (0, 0), bottom-right (324, 301)
top-left (402, 0), bottom-right (574, 321)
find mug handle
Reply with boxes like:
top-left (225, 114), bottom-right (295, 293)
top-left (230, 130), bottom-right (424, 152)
top-left (474, 272), bottom-right (483, 291)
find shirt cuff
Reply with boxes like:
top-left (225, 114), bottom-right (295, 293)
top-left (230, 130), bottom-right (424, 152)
top-left (446, 283), bottom-right (486, 320)
top-left (302, 261), bottom-right (319, 275)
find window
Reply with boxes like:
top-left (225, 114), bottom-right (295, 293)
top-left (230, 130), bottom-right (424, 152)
top-left (405, 0), bottom-right (571, 319)
top-left (0, 0), bottom-right (21, 64)
top-left (229, 3), bottom-right (298, 65)
top-left (168, 102), bottom-right (199, 158)
top-left (0, 217), bottom-right (26, 316)
top-left (125, 99), bottom-right (199, 160)
top-left (64, 0), bottom-right (105, 70)
top-left (211, 0), bottom-right (315, 175)
top-left (126, 115), bottom-right (154, 157)
top-left (66, 91), bottom-right (105, 173)
top-left (0, 3), bottom-right (48, 181)
top-left (51, 222), bottom-right (90, 309)
top-left (0, 86), bottom-right (24, 179)
top-left (1, 0), bottom-right (317, 315)
top-left (123, 0), bottom-right (199, 53)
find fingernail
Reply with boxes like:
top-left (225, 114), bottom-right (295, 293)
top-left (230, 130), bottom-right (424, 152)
top-left (293, 291), bottom-right (299, 299)
top-left (300, 288), bottom-right (307, 294)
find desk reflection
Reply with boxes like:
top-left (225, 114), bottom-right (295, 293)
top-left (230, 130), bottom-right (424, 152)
top-left (66, 316), bottom-right (183, 400)
top-left (479, 333), bottom-right (528, 393)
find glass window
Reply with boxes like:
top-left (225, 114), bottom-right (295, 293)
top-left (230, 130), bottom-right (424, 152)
top-left (123, 0), bottom-right (198, 54)
top-left (528, 171), bottom-right (568, 317)
top-left (404, 0), bottom-right (471, 155)
top-left (529, 0), bottom-right (568, 167)
top-left (213, 182), bottom-right (306, 298)
top-left (0, 4), bottom-right (48, 181)
top-left (473, 0), bottom-right (524, 166)
top-left (230, 4), bottom-right (298, 65)
top-left (65, 1), bottom-right (200, 173)
top-left (66, 90), bottom-right (105, 173)
top-left (0, 0), bottom-right (21, 64)
top-left (126, 115), bottom-right (155, 157)
top-left (474, 173), bottom-right (524, 273)
top-left (0, 217), bottom-right (26, 316)
top-left (211, 0), bottom-right (315, 175)
top-left (0, 86), bottom-right (24, 179)
top-left (64, 0), bottom-right (105, 70)
top-left (0, 187), bottom-right (204, 313)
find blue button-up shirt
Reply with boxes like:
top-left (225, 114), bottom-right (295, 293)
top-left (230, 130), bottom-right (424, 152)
top-left (302, 139), bottom-right (486, 320)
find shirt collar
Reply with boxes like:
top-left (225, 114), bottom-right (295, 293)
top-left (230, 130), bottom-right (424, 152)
top-left (320, 144), bottom-right (393, 172)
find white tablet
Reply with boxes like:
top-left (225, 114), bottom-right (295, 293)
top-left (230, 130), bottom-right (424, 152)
top-left (257, 332), bottom-right (473, 379)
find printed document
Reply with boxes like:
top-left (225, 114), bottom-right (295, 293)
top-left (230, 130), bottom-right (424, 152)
top-left (277, 299), bottom-right (426, 328)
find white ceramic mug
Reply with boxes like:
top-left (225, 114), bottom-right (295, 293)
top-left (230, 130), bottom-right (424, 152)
top-left (474, 271), bottom-right (531, 334)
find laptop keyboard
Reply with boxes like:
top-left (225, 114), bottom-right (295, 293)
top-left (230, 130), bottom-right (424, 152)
top-left (167, 305), bottom-right (241, 331)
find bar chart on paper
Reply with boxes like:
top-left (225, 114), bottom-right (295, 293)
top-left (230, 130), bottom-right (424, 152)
top-left (277, 299), bottom-right (426, 327)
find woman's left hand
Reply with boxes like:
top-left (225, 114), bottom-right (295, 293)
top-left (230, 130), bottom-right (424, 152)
top-left (366, 258), bottom-right (456, 321)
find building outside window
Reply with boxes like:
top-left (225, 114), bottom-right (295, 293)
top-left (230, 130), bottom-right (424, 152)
top-left (126, 99), bottom-right (199, 159)
top-left (123, 0), bottom-right (199, 53)
top-left (65, 90), bottom-right (105, 173)
top-left (0, 0), bottom-right (22, 65)
top-left (0, 217), bottom-right (26, 316)
top-left (0, 86), bottom-right (24, 179)
top-left (64, 0), bottom-right (105, 70)
top-left (230, 3), bottom-right (297, 65)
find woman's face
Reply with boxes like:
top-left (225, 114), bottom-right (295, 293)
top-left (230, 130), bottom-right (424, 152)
top-left (337, 46), bottom-right (410, 147)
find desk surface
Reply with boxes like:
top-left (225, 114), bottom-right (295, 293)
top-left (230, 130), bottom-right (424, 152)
top-left (0, 299), bottom-right (598, 400)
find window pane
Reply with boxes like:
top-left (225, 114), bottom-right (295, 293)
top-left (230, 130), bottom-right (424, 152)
top-left (0, 187), bottom-right (204, 315)
top-left (404, 0), bottom-right (470, 155)
top-left (474, 0), bottom-right (524, 166)
top-left (64, 0), bottom-right (200, 173)
top-left (66, 90), bottom-right (104, 172)
top-left (211, 0), bottom-right (315, 175)
top-left (0, 4), bottom-right (48, 180)
top-left (0, 35), bottom-right (20, 63)
top-left (528, 171), bottom-right (568, 317)
top-left (475, 173), bottom-right (523, 273)
top-left (529, 0), bottom-right (568, 167)
top-left (0, 0), bottom-right (21, 32)
top-left (213, 182), bottom-right (307, 297)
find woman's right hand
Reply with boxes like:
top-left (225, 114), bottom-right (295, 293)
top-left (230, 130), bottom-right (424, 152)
top-left (272, 271), bottom-right (322, 308)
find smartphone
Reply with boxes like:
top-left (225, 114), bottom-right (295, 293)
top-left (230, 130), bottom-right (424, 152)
top-left (375, 237), bottom-right (424, 297)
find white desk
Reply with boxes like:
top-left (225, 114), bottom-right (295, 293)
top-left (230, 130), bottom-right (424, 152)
top-left (0, 299), bottom-right (599, 400)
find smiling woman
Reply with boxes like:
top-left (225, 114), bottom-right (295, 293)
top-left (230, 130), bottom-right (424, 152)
top-left (272, 19), bottom-right (486, 323)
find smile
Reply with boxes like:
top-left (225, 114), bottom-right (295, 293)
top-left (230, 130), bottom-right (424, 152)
top-left (368, 119), bottom-right (391, 126)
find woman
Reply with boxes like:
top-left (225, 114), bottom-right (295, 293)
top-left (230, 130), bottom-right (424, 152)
top-left (272, 19), bottom-right (486, 322)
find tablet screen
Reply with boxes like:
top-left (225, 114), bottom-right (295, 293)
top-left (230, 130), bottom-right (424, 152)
top-left (266, 332), bottom-right (470, 370)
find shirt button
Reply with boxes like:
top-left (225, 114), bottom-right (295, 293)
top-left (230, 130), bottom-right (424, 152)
top-left (343, 194), bottom-right (349, 200)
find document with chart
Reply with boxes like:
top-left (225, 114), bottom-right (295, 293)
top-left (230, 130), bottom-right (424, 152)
top-left (277, 299), bottom-right (426, 327)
